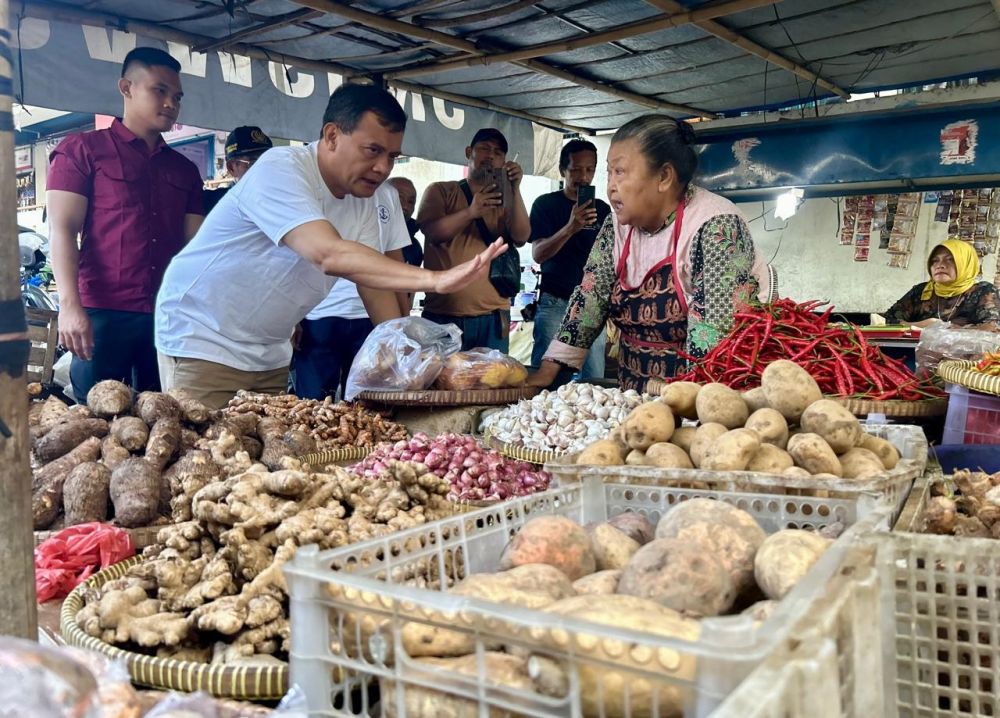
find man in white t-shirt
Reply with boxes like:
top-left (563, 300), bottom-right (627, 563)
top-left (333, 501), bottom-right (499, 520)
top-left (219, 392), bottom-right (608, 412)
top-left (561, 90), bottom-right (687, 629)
top-left (155, 84), bottom-right (506, 408)
top-left (292, 182), bottom-right (410, 399)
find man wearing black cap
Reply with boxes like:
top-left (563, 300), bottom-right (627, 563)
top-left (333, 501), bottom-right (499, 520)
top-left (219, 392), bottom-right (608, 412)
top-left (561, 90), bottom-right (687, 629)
top-left (417, 127), bottom-right (530, 352)
top-left (204, 125), bottom-right (273, 213)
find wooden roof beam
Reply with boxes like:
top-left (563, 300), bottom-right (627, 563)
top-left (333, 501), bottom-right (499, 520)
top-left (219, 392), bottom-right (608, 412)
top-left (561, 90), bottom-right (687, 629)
top-left (387, 0), bottom-right (782, 79)
top-left (193, 8), bottom-right (323, 53)
top-left (291, 0), bottom-right (716, 118)
top-left (644, 0), bottom-right (850, 99)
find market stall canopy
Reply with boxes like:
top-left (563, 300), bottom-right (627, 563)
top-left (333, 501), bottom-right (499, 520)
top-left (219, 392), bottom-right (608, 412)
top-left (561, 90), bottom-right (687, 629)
top-left (11, 0), bottom-right (1000, 169)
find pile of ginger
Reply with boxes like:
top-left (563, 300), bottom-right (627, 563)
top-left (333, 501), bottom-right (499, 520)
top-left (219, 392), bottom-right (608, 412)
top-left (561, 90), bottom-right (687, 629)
top-left (76, 458), bottom-right (453, 666)
top-left (922, 469), bottom-right (1000, 538)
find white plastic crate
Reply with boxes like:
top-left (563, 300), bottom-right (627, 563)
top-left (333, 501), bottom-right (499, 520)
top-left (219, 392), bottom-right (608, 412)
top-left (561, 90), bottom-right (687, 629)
top-left (546, 424), bottom-right (928, 525)
top-left (872, 531), bottom-right (1000, 718)
top-left (711, 543), bottom-right (884, 718)
top-left (285, 477), bottom-right (889, 717)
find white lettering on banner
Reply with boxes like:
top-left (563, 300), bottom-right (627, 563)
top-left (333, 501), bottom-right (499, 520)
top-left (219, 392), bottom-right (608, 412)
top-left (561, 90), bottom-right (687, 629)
top-left (269, 62), bottom-right (314, 98)
top-left (392, 89), bottom-right (426, 122)
top-left (433, 97), bottom-right (464, 130)
top-left (12, 18), bottom-right (50, 50)
top-left (327, 73), bottom-right (344, 94)
top-left (218, 52), bottom-right (253, 87)
top-left (167, 42), bottom-right (207, 77)
top-left (82, 26), bottom-right (136, 63)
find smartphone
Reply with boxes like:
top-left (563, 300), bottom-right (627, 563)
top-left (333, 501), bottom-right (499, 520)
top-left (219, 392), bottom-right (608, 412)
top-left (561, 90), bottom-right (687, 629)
top-left (487, 167), bottom-right (512, 208)
top-left (576, 185), bottom-right (596, 229)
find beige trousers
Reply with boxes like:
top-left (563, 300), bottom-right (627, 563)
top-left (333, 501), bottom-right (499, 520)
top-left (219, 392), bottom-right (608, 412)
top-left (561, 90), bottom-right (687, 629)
top-left (157, 353), bottom-right (289, 410)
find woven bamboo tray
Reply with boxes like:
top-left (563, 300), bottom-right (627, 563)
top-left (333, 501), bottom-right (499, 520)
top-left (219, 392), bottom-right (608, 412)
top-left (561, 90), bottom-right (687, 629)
top-left (35, 523), bottom-right (164, 549)
top-left (300, 444), bottom-right (374, 467)
top-left (829, 395), bottom-right (948, 418)
top-left (356, 386), bottom-right (539, 407)
top-left (482, 429), bottom-right (564, 465)
top-left (61, 557), bottom-right (289, 699)
top-left (645, 377), bottom-right (667, 395)
top-left (938, 359), bottom-right (1000, 397)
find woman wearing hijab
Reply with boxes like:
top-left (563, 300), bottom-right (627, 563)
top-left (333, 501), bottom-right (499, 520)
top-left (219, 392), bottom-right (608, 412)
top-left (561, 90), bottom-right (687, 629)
top-left (884, 239), bottom-right (1000, 330)
top-left (528, 114), bottom-right (771, 391)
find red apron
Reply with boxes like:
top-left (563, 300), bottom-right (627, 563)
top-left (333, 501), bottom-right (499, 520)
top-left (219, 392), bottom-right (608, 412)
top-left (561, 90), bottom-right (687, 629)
top-left (609, 200), bottom-right (687, 391)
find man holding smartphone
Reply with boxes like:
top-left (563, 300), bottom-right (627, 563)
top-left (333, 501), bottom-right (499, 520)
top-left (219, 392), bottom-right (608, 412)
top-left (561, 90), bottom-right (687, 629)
top-left (529, 140), bottom-right (611, 378)
top-left (418, 128), bottom-right (530, 351)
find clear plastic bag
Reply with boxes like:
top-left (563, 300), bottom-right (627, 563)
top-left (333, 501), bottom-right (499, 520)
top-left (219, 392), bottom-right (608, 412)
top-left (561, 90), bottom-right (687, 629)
top-left (915, 321), bottom-right (1000, 378)
top-left (432, 348), bottom-right (528, 390)
top-left (345, 317), bottom-right (461, 399)
top-left (0, 638), bottom-right (101, 718)
top-left (145, 691), bottom-right (218, 717)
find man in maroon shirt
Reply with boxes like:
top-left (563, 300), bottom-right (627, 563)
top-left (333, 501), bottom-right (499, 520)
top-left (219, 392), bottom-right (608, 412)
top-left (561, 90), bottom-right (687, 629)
top-left (47, 47), bottom-right (205, 398)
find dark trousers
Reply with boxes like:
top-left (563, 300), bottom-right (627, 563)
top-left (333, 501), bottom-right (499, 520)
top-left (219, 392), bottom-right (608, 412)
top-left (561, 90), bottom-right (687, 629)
top-left (292, 316), bottom-right (374, 400)
top-left (422, 309), bottom-right (510, 352)
top-left (70, 308), bottom-right (159, 399)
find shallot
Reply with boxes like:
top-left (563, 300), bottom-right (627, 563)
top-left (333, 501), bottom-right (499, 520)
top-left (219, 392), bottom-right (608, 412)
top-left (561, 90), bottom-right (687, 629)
top-left (352, 433), bottom-right (550, 502)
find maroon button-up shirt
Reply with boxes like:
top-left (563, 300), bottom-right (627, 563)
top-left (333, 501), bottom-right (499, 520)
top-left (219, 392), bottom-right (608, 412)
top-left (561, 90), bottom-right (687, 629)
top-left (47, 118), bottom-right (205, 313)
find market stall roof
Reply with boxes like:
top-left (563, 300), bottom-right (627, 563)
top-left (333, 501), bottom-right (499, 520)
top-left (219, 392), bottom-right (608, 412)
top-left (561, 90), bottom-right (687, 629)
top-left (20, 0), bottom-right (1000, 134)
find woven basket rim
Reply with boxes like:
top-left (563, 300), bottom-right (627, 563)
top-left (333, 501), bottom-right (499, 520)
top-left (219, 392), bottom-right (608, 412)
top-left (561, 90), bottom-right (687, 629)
top-left (482, 429), bottom-right (565, 465)
top-left (300, 444), bottom-right (374, 466)
top-left (357, 386), bottom-right (539, 407)
top-left (938, 359), bottom-right (1000, 398)
top-left (60, 557), bottom-right (288, 699)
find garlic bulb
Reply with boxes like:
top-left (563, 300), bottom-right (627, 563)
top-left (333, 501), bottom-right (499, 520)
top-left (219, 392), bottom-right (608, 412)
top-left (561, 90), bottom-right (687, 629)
top-left (483, 383), bottom-right (647, 453)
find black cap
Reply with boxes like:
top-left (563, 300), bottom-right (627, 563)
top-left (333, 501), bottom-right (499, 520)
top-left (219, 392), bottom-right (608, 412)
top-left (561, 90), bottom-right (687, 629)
top-left (469, 128), bottom-right (508, 154)
top-left (225, 126), bottom-right (273, 160)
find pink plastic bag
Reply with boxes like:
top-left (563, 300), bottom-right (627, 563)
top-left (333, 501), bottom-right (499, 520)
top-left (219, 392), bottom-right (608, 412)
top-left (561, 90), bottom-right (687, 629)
top-left (34, 523), bottom-right (135, 602)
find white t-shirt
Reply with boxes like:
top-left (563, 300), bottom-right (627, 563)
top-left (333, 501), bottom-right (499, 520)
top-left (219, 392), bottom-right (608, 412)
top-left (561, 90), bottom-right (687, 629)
top-left (155, 143), bottom-right (380, 371)
top-left (307, 183), bottom-right (412, 321)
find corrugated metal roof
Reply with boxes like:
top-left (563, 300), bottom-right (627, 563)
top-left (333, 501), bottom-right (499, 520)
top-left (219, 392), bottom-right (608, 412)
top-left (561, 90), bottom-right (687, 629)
top-left (29, 0), bottom-right (1000, 132)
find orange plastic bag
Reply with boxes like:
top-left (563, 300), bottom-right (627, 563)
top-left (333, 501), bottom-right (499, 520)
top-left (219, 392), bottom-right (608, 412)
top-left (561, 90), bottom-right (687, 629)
top-left (34, 523), bottom-right (135, 603)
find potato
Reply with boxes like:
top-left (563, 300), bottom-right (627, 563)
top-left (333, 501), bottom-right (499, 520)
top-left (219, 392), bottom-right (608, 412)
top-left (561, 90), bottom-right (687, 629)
top-left (625, 449), bottom-right (647, 466)
top-left (669, 426), bottom-right (697, 454)
top-left (659, 381), bottom-right (700, 420)
top-left (572, 570), bottom-right (621, 595)
top-left (110, 458), bottom-right (163, 527)
top-left (744, 408), bottom-right (789, 449)
top-left (747, 444), bottom-right (794, 474)
top-left (134, 391), bottom-right (182, 426)
top-left (644, 441), bottom-right (693, 469)
top-left (695, 383), bottom-right (749, 429)
top-left (761, 360), bottom-right (822, 423)
top-left (859, 434), bottom-right (900, 470)
top-left (576, 438), bottom-right (624, 466)
top-left (742, 599), bottom-right (778, 624)
top-left (607, 512), bottom-right (655, 545)
top-left (63, 462), bottom-right (112, 526)
top-left (86, 380), bottom-right (132, 418)
top-left (782, 466), bottom-right (812, 478)
top-left (402, 564), bottom-right (573, 657)
top-left (689, 422), bottom-right (728, 468)
top-left (500, 516), bottom-right (596, 580)
top-left (37, 395), bottom-right (69, 430)
top-left (754, 529), bottom-right (832, 600)
top-left (35, 418), bottom-right (110, 463)
top-left (742, 387), bottom-right (769, 413)
top-left (799, 399), bottom-right (861, 454)
top-left (700, 428), bottom-right (760, 471)
top-left (618, 538), bottom-right (735, 617)
top-left (383, 653), bottom-right (533, 718)
top-left (838, 447), bottom-right (885, 479)
top-left (654, 520), bottom-right (761, 595)
top-left (534, 595), bottom-right (700, 718)
top-left (587, 522), bottom-right (640, 570)
top-left (787, 433), bottom-right (842, 476)
top-left (655, 498), bottom-right (765, 545)
top-left (110, 416), bottom-right (149, 452)
top-left (622, 401), bottom-right (675, 450)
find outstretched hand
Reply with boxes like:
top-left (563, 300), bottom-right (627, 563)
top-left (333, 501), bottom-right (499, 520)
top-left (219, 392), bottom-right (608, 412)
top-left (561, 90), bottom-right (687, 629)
top-left (433, 237), bottom-right (508, 294)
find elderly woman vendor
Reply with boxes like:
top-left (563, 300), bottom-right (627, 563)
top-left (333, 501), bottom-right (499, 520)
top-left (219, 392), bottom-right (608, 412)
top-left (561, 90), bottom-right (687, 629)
top-left (884, 239), bottom-right (1000, 330)
top-left (529, 114), bottom-right (770, 391)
